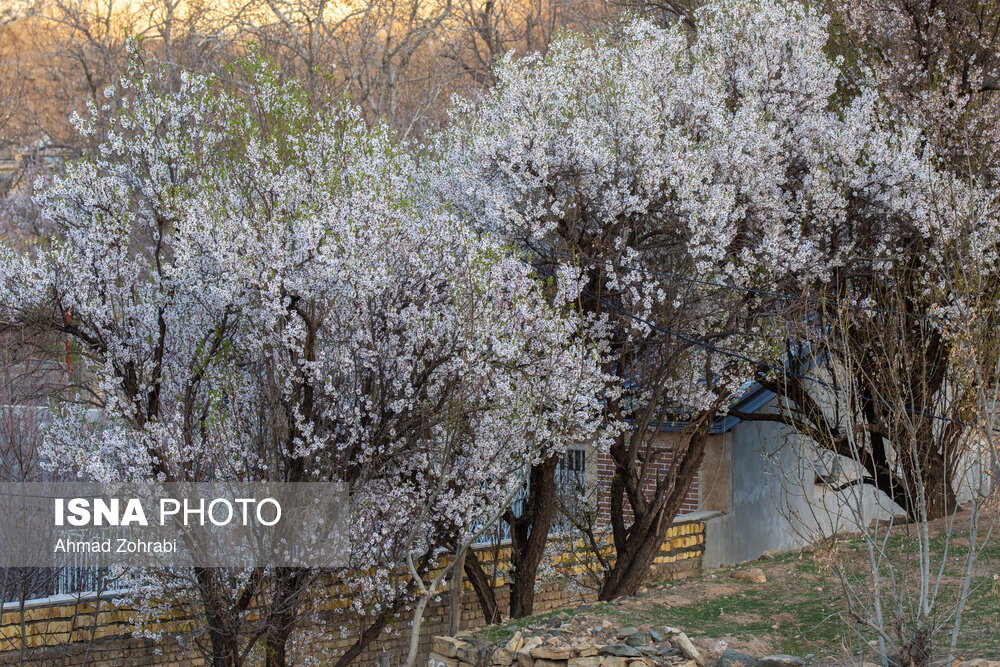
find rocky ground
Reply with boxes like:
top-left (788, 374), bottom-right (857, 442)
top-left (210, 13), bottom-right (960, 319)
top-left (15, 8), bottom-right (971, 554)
top-left (433, 623), bottom-right (817, 667)
top-left (453, 511), bottom-right (1000, 666)
top-left (435, 597), bottom-right (997, 667)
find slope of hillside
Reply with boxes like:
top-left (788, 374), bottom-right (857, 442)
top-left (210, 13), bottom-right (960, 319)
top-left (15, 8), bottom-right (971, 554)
top-left (470, 512), bottom-right (1000, 665)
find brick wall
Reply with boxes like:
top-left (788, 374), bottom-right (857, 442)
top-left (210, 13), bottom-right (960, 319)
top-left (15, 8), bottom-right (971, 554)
top-left (594, 447), bottom-right (700, 524)
top-left (0, 520), bottom-right (706, 667)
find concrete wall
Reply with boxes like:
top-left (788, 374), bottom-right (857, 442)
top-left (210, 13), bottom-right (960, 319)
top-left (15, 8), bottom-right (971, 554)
top-left (702, 399), bottom-right (898, 569)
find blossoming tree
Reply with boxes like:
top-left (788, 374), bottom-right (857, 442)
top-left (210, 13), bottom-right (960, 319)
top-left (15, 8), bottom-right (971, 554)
top-left (733, 0), bottom-right (1000, 521)
top-left (829, 0), bottom-right (1000, 182)
top-left (433, 0), bottom-right (996, 601)
top-left (0, 52), bottom-right (609, 666)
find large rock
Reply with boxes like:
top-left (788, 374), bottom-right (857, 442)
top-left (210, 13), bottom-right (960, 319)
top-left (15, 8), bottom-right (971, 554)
top-left (717, 649), bottom-right (757, 667)
top-left (757, 655), bottom-right (804, 667)
top-left (434, 637), bottom-right (465, 659)
top-left (601, 657), bottom-right (629, 667)
top-left (505, 632), bottom-right (525, 654)
top-left (492, 647), bottom-right (515, 666)
top-left (534, 660), bottom-right (568, 667)
top-left (730, 568), bottom-right (767, 584)
top-left (567, 657), bottom-right (602, 667)
top-left (616, 628), bottom-right (640, 639)
top-left (599, 644), bottom-right (642, 658)
top-left (625, 659), bottom-right (655, 667)
top-left (516, 637), bottom-right (545, 667)
top-left (672, 633), bottom-right (704, 667)
top-left (625, 634), bottom-right (648, 648)
top-left (458, 642), bottom-right (490, 665)
top-left (531, 646), bottom-right (573, 660)
top-left (518, 637), bottom-right (543, 655)
top-left (574, 646), bottom-right (600, 658)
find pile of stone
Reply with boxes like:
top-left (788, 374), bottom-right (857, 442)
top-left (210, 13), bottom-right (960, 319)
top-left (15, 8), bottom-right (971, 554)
top-left (429, 628), bottom-right (1000, 667)
top-left (429, 626), bottom-right (709, 667)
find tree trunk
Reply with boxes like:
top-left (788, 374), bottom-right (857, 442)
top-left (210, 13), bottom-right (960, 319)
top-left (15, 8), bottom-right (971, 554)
top-left (332, 558), bottom-right (429, 667)
top-left (598, 512), bottom-right (671, 599)
top-left (913, 450), bottom-right (958, 521)
top-left (599, 414), bottom-right (713, 600)
top-left (194, 567), bottom-right (241, 667)
top-left (264, 568), bottom-right (306, 667)
top-left (448, 550), bottom-right (467, 635)
top-left (899, 627), bottom-right (932, 667)
top-left (332, 603), bottom-right (402, 667)
top-left (265, 629), bottom-right (292, 667)
top-left (508, 457), bottom-right (558, 618)
top-left (464, 548), bottom-right (501, 625)
top-left (464, 456), bottom-right (559, 622)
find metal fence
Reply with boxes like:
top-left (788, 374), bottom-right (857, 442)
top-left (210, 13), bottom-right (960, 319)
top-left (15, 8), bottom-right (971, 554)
top-left (1, 566), bottom-right (108, 602)
top-left (473, 447), bottom-right (587, 546)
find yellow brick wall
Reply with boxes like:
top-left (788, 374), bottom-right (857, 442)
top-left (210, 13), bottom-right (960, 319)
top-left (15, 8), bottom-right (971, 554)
top-left (0, 520), bottom-right (705, 666)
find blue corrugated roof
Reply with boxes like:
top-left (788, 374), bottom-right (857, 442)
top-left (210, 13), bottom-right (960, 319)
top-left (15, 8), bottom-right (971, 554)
top-left (658, 382), bottom-right (775, 434)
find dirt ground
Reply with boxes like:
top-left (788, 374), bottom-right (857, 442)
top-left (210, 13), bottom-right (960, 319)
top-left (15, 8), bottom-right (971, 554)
top-left (478, 510), bottom-right (1000, 664)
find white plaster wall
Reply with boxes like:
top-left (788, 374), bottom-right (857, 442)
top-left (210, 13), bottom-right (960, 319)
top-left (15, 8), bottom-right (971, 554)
top-left (702, 399), bottom-right (902, 569)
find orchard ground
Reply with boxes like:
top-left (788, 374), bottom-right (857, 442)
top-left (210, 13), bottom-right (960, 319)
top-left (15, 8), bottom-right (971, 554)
top-left (476, 510), bottom-right (1000, 663)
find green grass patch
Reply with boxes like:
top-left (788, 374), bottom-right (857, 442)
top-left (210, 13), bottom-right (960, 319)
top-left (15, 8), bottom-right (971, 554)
top-left (472, 514), bottom-right (1000, 661)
